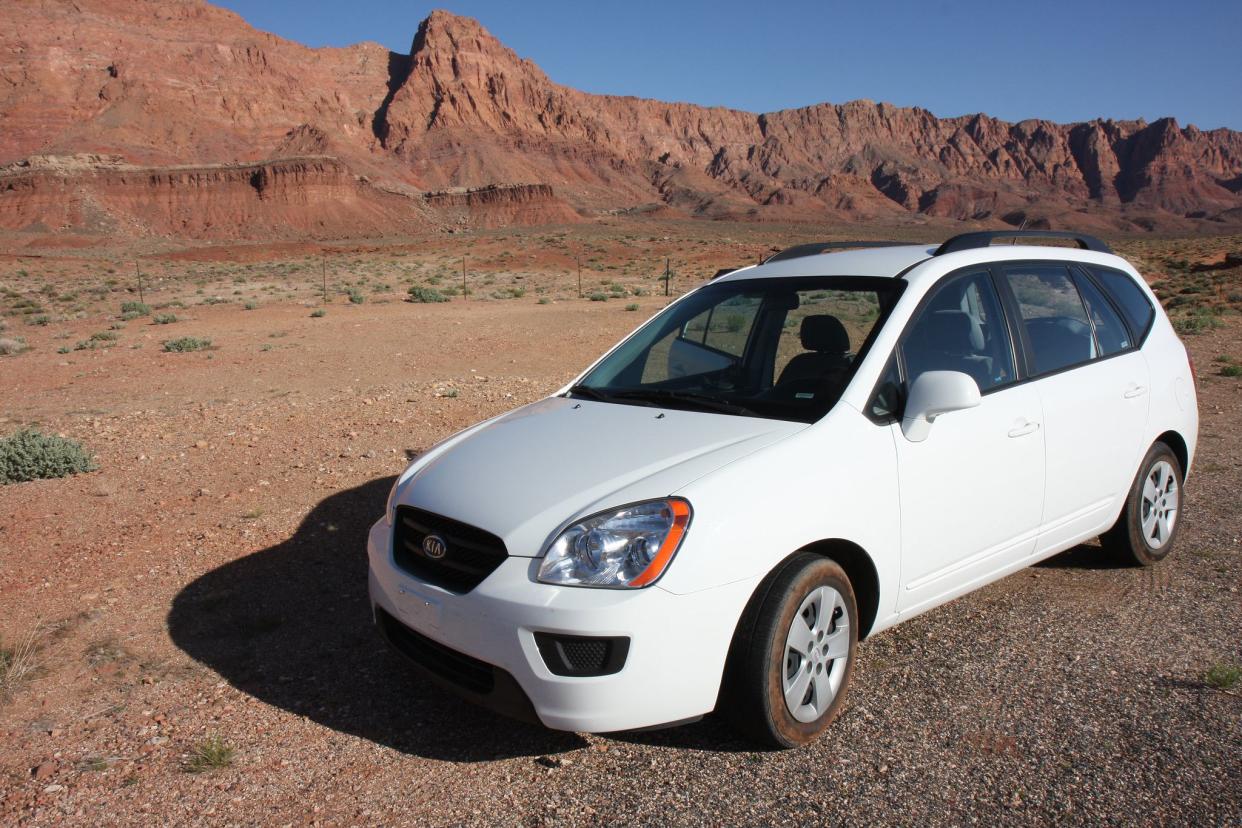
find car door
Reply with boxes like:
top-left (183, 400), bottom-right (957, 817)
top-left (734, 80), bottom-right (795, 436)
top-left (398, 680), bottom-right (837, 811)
top-left (889, 268), bottom-right (1046, 615)
top-left (996, 263), bottom-right (1151, 554)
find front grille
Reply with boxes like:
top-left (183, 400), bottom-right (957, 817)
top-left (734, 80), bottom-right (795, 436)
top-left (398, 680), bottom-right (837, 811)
top-left (377, 607), bottom-right (494, 694)
top-left (534, 632), bottom-right (630, 677)
top-left (392, 506), bottom-right (508, 593)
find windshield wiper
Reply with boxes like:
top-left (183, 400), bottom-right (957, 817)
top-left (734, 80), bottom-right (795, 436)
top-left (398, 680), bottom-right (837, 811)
top-left (565, 385), bottom-right (618, 403)
top-left (609, 389), bottom-right (758, 417)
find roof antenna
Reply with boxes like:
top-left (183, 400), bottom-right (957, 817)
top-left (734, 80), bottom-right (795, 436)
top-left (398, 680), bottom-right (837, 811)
top-left (1012, 218), bottom-right (1028, 244)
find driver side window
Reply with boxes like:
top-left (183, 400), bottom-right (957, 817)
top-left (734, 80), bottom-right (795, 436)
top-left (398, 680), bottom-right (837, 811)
top-left (901, 270), bottom-right (1015, 393)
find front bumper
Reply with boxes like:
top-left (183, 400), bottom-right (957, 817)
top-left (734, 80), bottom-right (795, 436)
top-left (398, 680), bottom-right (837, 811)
top-left (366, 518), bottom-right (753, 732)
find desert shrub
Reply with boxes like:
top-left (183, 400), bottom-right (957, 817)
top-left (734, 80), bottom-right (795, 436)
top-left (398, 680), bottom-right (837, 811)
top-left (347, 289), bottom-right (365, 304)
top-left (588, 292), bottom-right (608, 302)
top-left (120, 301), bottom-right (151, 317)
top-left (1172, 307), bottom-right (1223, 335)
top-left (0, 626), bottom-right (41, 697)
top-left (407, 287), bottom-right (448, 303)
top-left (153, 313), bottom-right (178, 325)
top-left (243, 301), bottom-right (258, 310)
top-left (537, 297), bottom-right (552, 305)
top-left (0, 337), bottom-right (27, 356)
top-left (183, 736), bottom-right (235, 773)
top-left (1205, 662), bottom-right (1240, 690)
top-left (10, 297), bottom-right (44, 315)
top-left (0, 428), bottom-right (96, 484)
top-left (309, 308), bottom-right (326, 318)
top-left (625, 303), bottom-right (639, 311)
top-left (28, 315), bottom-right (50, 326)
top-left (1221, 364), bottom-right (1242, 378)
top-left (90, 330), bottom-right (118, 342)
top-left (163, 337), bottom-right (212, 352)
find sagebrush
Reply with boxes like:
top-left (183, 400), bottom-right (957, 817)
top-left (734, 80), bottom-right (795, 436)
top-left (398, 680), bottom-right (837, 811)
top-left (163, 337), bottom-right (212, 352)
top-left (407, 287), bottom-right (448, 303)
top-left (0, 428), bottom-right (97, 484)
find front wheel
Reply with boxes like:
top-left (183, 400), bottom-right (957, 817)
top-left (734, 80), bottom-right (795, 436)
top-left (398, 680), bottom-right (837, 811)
top-left (721, 554), bottom-right (858, 748)
top-left (1101, 441), bottom-right (1184, 566)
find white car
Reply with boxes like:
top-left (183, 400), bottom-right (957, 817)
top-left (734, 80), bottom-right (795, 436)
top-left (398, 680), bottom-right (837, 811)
top-left (368, 230), bottom-right (1198, 747)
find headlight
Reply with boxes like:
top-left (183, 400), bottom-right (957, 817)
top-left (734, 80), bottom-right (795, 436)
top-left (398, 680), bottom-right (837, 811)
top-left (538, 499), bottom-right (691, 589)
top-left (384, 477), bottom-right (402, 526)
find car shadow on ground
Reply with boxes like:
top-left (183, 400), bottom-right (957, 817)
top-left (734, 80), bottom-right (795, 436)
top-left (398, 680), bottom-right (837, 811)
top-left (167, 474), bottom-right (594, 762)
top-left (169, 473), bottom-right (752, 760)
top-left (1035, 541), bottom-right (1132, 570)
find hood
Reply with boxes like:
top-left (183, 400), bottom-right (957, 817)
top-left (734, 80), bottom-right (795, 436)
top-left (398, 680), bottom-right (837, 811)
top-left (395, 396), bottom-right (804, 557)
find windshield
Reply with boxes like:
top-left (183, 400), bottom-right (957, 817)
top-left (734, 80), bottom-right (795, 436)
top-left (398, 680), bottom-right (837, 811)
top-left (570, 276), bottom-right (905, 423)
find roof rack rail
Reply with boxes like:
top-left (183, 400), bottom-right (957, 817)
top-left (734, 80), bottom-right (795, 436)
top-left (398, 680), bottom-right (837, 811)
top-left (934, 230), bottom-right (1112, 256)
top-left (763, 240), bottom-right (913, 264)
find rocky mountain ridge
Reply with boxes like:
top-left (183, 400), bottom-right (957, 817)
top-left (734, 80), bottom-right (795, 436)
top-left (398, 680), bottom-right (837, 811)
top-left (1, 0), bottom-right (1238, 241)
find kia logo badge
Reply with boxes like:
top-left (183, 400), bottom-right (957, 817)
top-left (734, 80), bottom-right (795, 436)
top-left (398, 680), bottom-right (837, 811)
top-left (421, 534), bottom-right (448, 560)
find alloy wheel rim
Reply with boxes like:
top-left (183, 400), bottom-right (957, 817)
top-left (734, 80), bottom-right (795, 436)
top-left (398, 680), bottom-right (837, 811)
top-left (782, 585), bottom-right (849, 723)
top-left (1140, 459), bottom-right (1179, 550)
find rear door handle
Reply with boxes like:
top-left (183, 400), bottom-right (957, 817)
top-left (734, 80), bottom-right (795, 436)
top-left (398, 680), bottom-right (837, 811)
top-left (1007, 419), bottom-right (1040, 438)
top-left (1124, 384), bottom-right (1147, 399)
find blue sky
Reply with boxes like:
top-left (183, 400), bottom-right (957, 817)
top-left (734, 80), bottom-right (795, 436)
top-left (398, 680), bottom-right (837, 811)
top-left (214, 0), bottom-right (1242, 130)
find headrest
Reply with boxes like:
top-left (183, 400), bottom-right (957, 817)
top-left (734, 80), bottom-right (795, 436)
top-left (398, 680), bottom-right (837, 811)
top-left (800, 315), bottom-right (850, 353)
top-left (920, 310), bottom-right (975, 352)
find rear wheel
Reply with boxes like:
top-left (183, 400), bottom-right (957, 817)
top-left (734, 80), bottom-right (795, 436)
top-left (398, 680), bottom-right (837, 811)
top-left (1101, 442), bottom-right (1184, 566)
top-left (721, 553), bottom-right (857, 748)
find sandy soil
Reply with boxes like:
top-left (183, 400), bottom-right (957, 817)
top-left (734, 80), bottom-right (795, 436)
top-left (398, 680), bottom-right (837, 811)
top-left (0, 229), bottom-right (1239, 826)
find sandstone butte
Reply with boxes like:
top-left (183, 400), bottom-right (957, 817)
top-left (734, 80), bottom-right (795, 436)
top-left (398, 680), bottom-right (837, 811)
top-left (0, 0), bottom-right (1240, 242)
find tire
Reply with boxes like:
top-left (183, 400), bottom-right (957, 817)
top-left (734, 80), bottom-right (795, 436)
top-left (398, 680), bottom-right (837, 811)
top-left (720, 553), bottom-right (858, 748)
top-left (1101, 441), bottom-right (1184, 566)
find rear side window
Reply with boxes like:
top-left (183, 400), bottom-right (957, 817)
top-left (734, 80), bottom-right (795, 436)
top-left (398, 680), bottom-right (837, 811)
top-left (1090, 268), bottom-right (1155, 342)
top-left (1075, 273), bottom-right (1132, 356)
top-left (1002, 264), bottom-right (1094, 375)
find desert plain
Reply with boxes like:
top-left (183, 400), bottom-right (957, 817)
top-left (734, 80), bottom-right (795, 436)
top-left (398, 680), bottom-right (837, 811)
top-left (0, 221), bottom-right (1239, 825)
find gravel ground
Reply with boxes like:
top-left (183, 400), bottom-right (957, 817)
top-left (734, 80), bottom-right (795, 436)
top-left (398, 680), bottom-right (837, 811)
top-left (0, 291), bottom-right (1238, 826)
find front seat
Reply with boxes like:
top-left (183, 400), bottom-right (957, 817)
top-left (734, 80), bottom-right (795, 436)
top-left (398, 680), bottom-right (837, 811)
top-left (777, 315), bottom-right (851, 386)
top-left (906, 310), bottom-right (992, 387)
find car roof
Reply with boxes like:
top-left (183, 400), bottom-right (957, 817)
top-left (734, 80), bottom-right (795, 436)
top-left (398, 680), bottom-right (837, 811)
top-left (715, 241), bottom-right (1138, 287)
top-left (717, 245), bottom-right (935, 281)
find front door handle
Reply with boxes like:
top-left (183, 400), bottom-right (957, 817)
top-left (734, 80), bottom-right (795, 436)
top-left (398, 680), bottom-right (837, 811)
top-left (1007, 419), bottom-right (1040, 438)
top-left (1124, 384), bottom-right (1147, 399)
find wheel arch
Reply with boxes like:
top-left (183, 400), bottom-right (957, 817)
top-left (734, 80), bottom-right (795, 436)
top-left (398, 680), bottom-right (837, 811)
top-left (796, 538), bottom-right (881, 640)
top-left (1155, 429), bottom-right (1189, 476)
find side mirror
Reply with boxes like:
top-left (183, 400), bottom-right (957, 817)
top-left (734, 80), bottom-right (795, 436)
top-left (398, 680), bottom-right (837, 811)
top-left (901, 370), bottom-right (981, 442)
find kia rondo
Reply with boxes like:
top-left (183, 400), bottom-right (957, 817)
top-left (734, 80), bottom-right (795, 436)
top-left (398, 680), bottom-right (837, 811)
top-left (367, 230), bottom-right (1198, 747)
